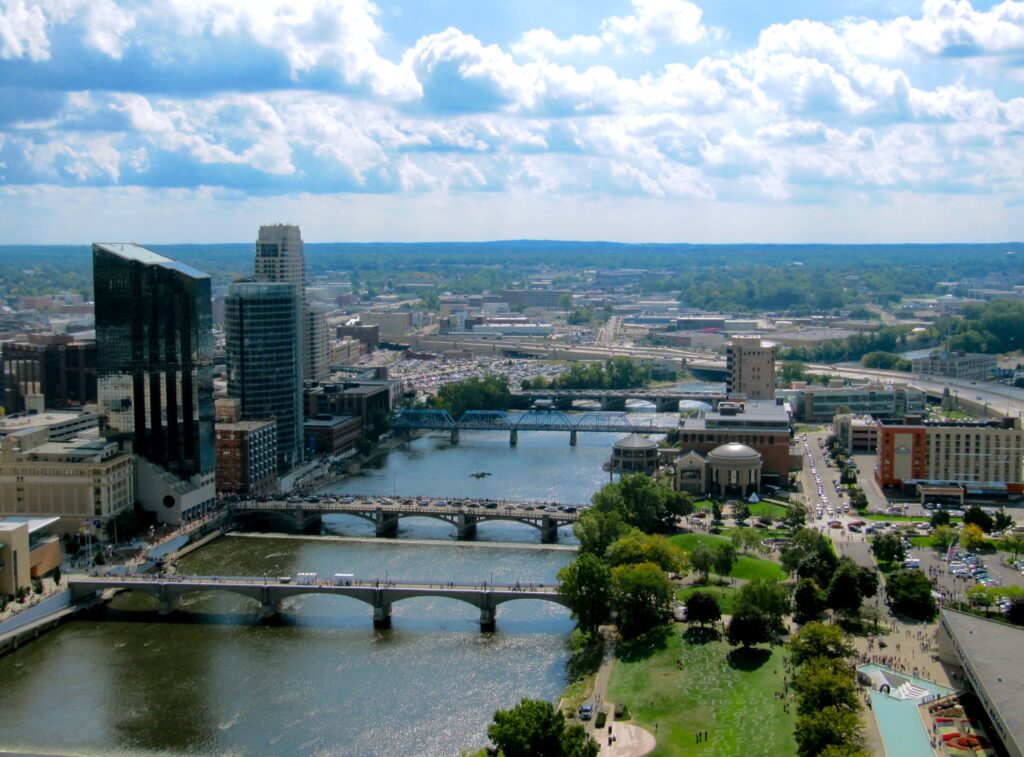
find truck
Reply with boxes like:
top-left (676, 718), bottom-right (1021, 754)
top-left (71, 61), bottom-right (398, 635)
top-left (333, 573), bottom-right (355, 586)
top-left (296, 572), bottom-right (318, 585)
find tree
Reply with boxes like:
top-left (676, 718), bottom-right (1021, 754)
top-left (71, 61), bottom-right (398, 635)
top-left (794, 706), bottom-right (866, 757)
top-left (794, 578), bottom-right (827, 623)
top-left (712, 543), bottom-right (737, 582)
top-left (558, 553), bottom-right (613, 634)
top-left (783, 506), bottom-right (807, 530)
top-left (792, 657), bottom-right (861, 717)
top-left (685, 591), bottom-right (721, 627)
top-left (931, 525), bottom-right (957, 551)
top-left (727, 604), bottom-right (771, 648)
top-left (1003, 532), bottom-right (1024, 559)
top-left (870, 534), bottom-right (905, 567)
top-left (967, 584), bottom-right (997, 613)
top-left (606, 532), bottom-right (685, 574)
top-left (885, 570), bottom-right (938, 621)
top-left (963, 506), bottom-right (995, 533)
top-left (826, 558), bottom-right (864, 619)
top-left (573, 510), bottom-right (628, 558)
top-left (1007, 598), bottom-right (1024, 626)
top-left (590, 474), bottom-right (678, 533)
top-left (930, 509), bottom-right (951, 528)
top-left (690, 544), bottom-right (715, 583)
top-left (960, 523), bottom-right (986, 550)
top-left (611, 562), bottom-right (674, 637)
top-left (485, 698), bottom-right (599, 757)
top-left (993, 509), bottom-right (1014, 533)
top-left (856, 566), bottom-right (878, 600)
top-left (710, 501), bottom-right (723, 524)
top-left (789, 622), bottom-right (855, 667)
top-left (736, 578), bottom-right (791, 631)
top-left (733, 500), bottom-right (751, 521)
top-left (781, 529), bottom-right (838, 587)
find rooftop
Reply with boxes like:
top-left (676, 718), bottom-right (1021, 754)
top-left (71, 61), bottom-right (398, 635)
top-left (94, 242), bottom-right (209, 280)
top-left (0, 516), bottom-right (60, 534)
top-left (940, 609), bottom-right (1024, 752)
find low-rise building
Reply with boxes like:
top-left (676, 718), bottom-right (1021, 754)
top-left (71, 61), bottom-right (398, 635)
top-left (677, 399), bottom-right (797, 485)
top-left (0, 410), bottom-right (99, 441)
top-left (673, 443), bottom-right (763, 497)
top-left (833, 414), bottom-right (880, 451)
top-left (304, 414), bottom-right (362, 457)
top-left (2, 334), bottom-right (97, 413)
top-left (782, 382), bottom-right (928, 422)
top-left (0, 516), bottom-right (63, 597)
top-left (912, 351), bottom-right (996, 380)
top-left (215, 420), bottom-right (277, 496)
top-left (0, 429), bottom-right (134, 529)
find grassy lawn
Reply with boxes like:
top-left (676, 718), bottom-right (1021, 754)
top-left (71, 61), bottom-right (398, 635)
top-left (677, 584), bottom-right (739, 615)
top-left (607, 628), bottom-right (796, 757)
top-left (749, 502), bottom-right (790, 520)
top-left (669, 533), bottom-right (786, 583)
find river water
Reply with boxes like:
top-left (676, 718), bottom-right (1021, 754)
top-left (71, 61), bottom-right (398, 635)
top-left (0, 399), bottom-right (711, 756)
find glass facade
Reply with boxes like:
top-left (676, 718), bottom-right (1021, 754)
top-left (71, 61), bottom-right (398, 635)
top-left (93, 243), bottom-right (214, 479)
top-left (225, 281), bottom-right (303, 473)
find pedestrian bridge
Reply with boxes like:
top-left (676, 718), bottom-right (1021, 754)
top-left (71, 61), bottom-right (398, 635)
top-left (68, 574), bottom-right (569, 631)
top-left (511, 388), bottom-right (725, 411)
top-left (228, 498), bottom-right (580, 543)
top-left (391, 408), bottom-right (676, 445)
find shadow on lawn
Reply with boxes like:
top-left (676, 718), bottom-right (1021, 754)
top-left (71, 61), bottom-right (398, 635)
top-left (726, 646), bottom-right (771, 672)
top-left (616, 626), bottom-right (673, 662)
top-left (682, 625), bottom-right (720, 645)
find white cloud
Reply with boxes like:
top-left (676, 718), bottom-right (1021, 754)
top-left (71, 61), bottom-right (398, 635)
top-left (512, 28), bottom-right (603, 59)
top-left (601, 0), bottom-right (713, 52)
top-left (0, 0), bottom-right (50, 60)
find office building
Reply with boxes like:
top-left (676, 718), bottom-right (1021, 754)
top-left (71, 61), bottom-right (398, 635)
top-left (305, 304), bottom-right (330, 383)
top-left (336, 321), bottom-right (380, 351)
top-left (911, 351), bottom-right (996, 381)
top-left (255, 224), bottom-right (312, 381)
top-left (93, 242), bottom-right (215, 524)
top-left (304, 414), bottom-right (361, 457)
top-left (499, 289), bottom-right (571, 309)
top-left (2, 334), bottom-right (96, 413)
top-left (225, 281), bottom-right (303, 473)
top-left (0, 410), bottom-right (99, 442)
top-left (215, 420), bottom-right (277, 496)
top-left (0, 428), bottom-right (134, 525)
top-left (875, 417), bottom-right (1024, 494)
top-left (726, 336), bottom-right (776, 400)
top-left (781, 382), bottom-right (928, 422)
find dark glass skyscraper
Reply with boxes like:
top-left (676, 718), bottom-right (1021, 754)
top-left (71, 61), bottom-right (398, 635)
top-left (93, 243), bottom-right (215, 481)
top-left (225, 281), bottom-right (303, 473)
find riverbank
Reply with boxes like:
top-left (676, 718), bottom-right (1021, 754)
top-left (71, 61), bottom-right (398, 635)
top-left (227, 531), bottom-right (579, 552)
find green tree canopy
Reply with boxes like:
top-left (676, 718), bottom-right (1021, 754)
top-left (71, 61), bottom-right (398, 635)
top-left (781, 529), bottom-right (838, 587)
top-left (963, 506), bottom-right (995, 533)
top-left (611, 562), bottom-right (675, 637)
top-left (590, 473), bottom-right (681, 533)
top-left (690, 544), bottom-right (715, 583)
top-left (573, 509), bottom-right (628, 558)
top-left (712, 542), bottom-right (737, 581)
top-left (794, 578), bottom-right (827, 623)
top-left (557, 553), bottom-right (613, 634)
top-left (870, 533), bottom-right (905, 566)
top-left (792, 657), bottom-right (861, 718)
top-left (727, 604), bottom-right (772, 648)
top-left (484, 698), bottom-right (599, 757)
top-left (685, 591), bottom-right (721, 627)
top-left (885, 570), bottom-right (938, 621)
top-left (606, 531), bottom-right (686, 574)
top-left (788, 622), bottom-right (856, 667)
top-left (794, 705), bottom-right (867, 757)
top-left (736, 577), bottom-right (791, 631)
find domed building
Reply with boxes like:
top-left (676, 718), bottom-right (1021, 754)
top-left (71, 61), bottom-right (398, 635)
top-left (607, 434), bottom-right (660, 477)
top-left (673, 442), bottom-right (763, 497)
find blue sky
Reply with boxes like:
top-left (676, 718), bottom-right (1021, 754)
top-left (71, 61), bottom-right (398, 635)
top-left (2, 0), bottom-right (1024, 243)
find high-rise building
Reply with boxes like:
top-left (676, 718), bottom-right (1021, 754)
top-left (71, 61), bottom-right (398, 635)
top-left (255, 224), bottom-right (312, 380)
top-left (2, 334), bottom-right (97, 413)
top-left (225, 281), bottom-right (303, 472)
top-left (726, 336), bottom-right (777, 400)
top-left (93, 242), bottom-right (216, 524)
top-left (305, 304), bottom-right (330, 383)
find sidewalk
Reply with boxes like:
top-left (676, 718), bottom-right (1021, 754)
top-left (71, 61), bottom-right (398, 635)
top-left (587, 632), bottom-right (656, 757)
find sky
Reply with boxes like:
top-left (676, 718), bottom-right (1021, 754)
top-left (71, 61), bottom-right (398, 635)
top-left (2, 0), bottom-right (1024, 244)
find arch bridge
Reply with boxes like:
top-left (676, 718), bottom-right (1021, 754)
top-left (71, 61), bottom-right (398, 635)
top-left (228, 498), bottom-right (579, 543)
top-left (391, 408), bottom-right (676, 446)
top-left (69, 574), bottom-right (569, 632)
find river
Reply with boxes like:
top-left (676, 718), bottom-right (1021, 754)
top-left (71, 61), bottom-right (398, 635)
top-left (0, 399), bottom-right (711, 756)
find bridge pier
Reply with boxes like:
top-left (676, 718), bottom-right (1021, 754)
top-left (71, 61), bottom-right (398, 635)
top-left (158, 588), bottom-right (179, 615)
top-left (569, 429), bottom-right (577, 447)
top-left (375, 508), bottom-right (399, 538)
top-left (260, 586), bottom-right (281, 619)
top-left (457, 513), bottom-right (478, 540)
top-left (655, 398), bottom-right (680, 412)
top-left (600, 397), bottom-right (626, 411)
top-left (373, 600), bottom-right (392, 630)
top-left (450, 428), bottom-right (460, 445)
top-left (509, 429), bottom-right (518, 446)
top-left (479, 596), bottom-right (496, 632)
top-left (540, 515), bottom-right (559, 544)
